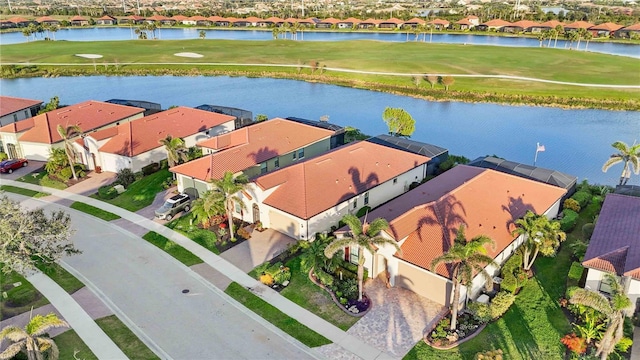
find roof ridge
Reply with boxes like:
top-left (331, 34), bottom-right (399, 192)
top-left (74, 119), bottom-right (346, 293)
top-left (584, 245), bottom-right (629, 265)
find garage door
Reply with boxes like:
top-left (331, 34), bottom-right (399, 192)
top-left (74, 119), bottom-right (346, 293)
top-left (268, 210), bottom-right (299, 239)
top-left (396, 262), bottom-right (450, 306)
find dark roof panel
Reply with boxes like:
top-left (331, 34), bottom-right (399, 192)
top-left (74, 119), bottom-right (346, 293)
top-left (468, 156), bottom-right (577, 190)
top-left (285, 116), bottom-right (345, 133)
top-left (367, 134), bottom-right (448, 158)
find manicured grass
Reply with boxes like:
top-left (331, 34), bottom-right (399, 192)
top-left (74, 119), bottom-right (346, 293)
top-left (55, 329), bottom-right (99, 360)
top-left (278, 257), bottom-right (360, 331)
top-left (16, 170), bottom-right (47, 185)
top-left (142, 231), bottom-right (203, 266)
top-left (0, 185), bottom-right (49, 198)
top-left (97, 169), bottom-right (171, 212)
top-left (36, 262), bottom-right (84, 295)
top-left (225, 281), bottom-right (332, 348)
top-left (1, 40), bottom-right (638, 108)
top-left (70, 201), bottom-right (121, 221)
top-left (96, 315), bottom-right (159, 360)
top-left (166, 213), bottom-right (220, 255)
top-left (0, 271), bottom-right (49, 320)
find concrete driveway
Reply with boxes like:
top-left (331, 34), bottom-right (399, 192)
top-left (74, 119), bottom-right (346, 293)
top-left (12, 194), bottom-right (317, 360)
top-left (0, 160), bottom-right (44, 180)
top-left (221, 229), bottom-right (297, 273)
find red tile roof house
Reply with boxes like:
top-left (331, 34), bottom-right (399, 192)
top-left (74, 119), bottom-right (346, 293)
top-left (239, 140), bottom-right (433, 240)
top-left (86, 107), bottom-right (236, 173)
top-left (0, 100), bottom-right (144, 162)
top-left (337, 17), bottom-right (362, 29)
top-left (358, 18), bottom-right (380, 29)
top-left (336, 165), bottom-right (567, 307)
top-left (616, 23), bottom-right (640, 39)
top-left (0, 96), bottom-right (43, 127)
top-left (69, 15), bottom-right (90, 26)
top-left (477, 19), bottom-right (513, 32)
top-left (170, 118), bottom-right (339, 198)
top-left (503, 20), bottom-right (541, 33)
top-left (582, 194), bottom-right (640, 315)
top-left (589, 22), bottom-right (624, 37)
top-left (95, 15), bottom-right (117, 25)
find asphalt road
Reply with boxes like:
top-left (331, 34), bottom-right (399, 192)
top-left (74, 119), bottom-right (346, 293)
top-left (11, 194), bottom-right (317, 360)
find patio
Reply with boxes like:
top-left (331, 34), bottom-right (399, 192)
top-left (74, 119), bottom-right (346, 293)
top-left (220, 228), bottom-right (297, 273)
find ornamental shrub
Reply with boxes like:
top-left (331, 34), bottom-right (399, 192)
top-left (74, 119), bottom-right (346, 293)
top-left (560, 209), bottom-right (579, 232)
top-left (571, 191), bottom-right (592, 208)
top-left (490, 291), bottom-right (515, 319)
top-left (336, 278), bottom-right (358, 301)
top-left (98, 185), bottom-right (118, 200)
top-left (273, 267), bottom-right (291, 285)
top-left (0, 152), bottom-right (7, 161)
top-left (314, 268), bottom-right (334, 287)
top-left (568, 262), bottom-right (585, 281)
top-left (468, 302), bottom-right (492, 324)
top-left (563, 198), bottom-right (581, 213)
top-left (615, 337), bottom-right (633, 352)
top-left (582, 223), bottom-right (595, 240)
top-left (259, 273), bottom-right (274, 286)
top-left (500, 252), bottom-right (526, 293)
top-left (141, 162), bottom-right (160, 176)
top-left (116, 168), bottom-right (136, 188)
top-left (356, 206), bottom-right (371, 218)
top-left (561, 333), bottom-right (587, 354)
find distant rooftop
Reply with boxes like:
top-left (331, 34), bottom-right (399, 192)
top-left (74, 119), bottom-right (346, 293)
top-left (285, 116), bottom-right (345, 134)
top-left (106, 99), bottom-right (161, 115)
top-left (367, 134), bottom-right (448, 158)
top-left (468, 156), bottom-right (577, 190)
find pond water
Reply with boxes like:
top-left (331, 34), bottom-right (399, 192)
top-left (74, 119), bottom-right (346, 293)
top-left (1, 27), bottom-right (639, 58)
top-left (0, 75), bottom-right (638, 185)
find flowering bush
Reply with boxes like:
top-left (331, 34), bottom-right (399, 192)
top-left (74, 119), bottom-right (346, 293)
top-left (563, 198), bottom-right (581, 213)
top-left (561, 333), bottom-right (587, 355)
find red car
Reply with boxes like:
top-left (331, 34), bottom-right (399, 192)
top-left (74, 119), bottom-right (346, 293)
top-left (0, 158), bottom-right (29, 174)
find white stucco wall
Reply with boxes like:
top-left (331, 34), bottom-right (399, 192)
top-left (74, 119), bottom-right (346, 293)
top-left (20, 142), bottom-right (56, 161)
top-left (0, 108), bottom-right (33, 127)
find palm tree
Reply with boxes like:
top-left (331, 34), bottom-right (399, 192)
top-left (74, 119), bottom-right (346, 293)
top-left (158, 135), bottom-right (188, 168)
top-left (602, 141), bottom-right (640, 186)
top-left (554, 24), bottom-right (563, 48)
top-left (324, 214), bottom-right (400, 301)
top-left (300, 233), bottom-right (341, 274)
top-left (0, 312), bottom-right (69, 360)
top-left (190, 190), bottom-right (225, 227)
top-left (546, 29), bottom-right (556, 47)
top-left (209, 171), bottom-right (249, 241)
top-left (199, 30), bottom-right (206, 39)
top-left (511, 210), bottom-right (566, 271)
top-left (569, 274), bottom-right (632, 360)
top-left (271, 27), bottom-right (280, 40)
top-left (57, 124), bottom-right (82, 181)
top-left (430, 225), bottom-right (496, 330)
top-left (583, 31), bottom-right (593, 51)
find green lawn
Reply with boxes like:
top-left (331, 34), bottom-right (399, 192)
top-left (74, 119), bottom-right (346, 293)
top-left (0, 271), bottom-right (49, 320)
top-left (166, 213), bottom-right (220, 255)
top-left (225, 281), bottom-right (332, 348)
top-left (55, 329), bottom-right (98, 360)
top-left (278, 257), bottom-right (360, 331)
top-left (0, 185), bottom-right (49, 198)
top-left (1, 40), bottom-right (638, 109)
top-left (36, 262), bottom-right (84, 295)
top-left (16, 170), bottom-right (47, 185)
top-left (142, 231), bottom-right (203, 266)
top-left (97, 169), bottom-right (171, 212)
top-left (96, 315), bottom-right (159, 360)
top-left (70, 201), bottom-right (121, 221)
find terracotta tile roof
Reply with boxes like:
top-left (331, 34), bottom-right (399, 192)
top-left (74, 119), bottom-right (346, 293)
top-left (341, 17), bottom-right (362, 24)
top-left (256, 141), bottom-right (430, 219)
top-left (320, 17), bottom-right (340, 24)
top-left (146, 15), bottom-right (169, 21)
top-left (622, 23), bottom-right (640, 31)
top-left (467, 15), bottom-right (479, 19)
top-left (363, 165), bottom-right (566, 279)
top-left (361, 18), bottom-right (381, 25)
top-left (429, 19), bottom-right (450, 26)
top-left (564, 21), bottom-right (594, 29)
top-left (582, 194), bottom-right (640, 280)
top-left (9, 17), bottom-right (30, 23)
top-left (456, 18), bottom-right (474, 26)
top-left (16, 101), bottom-right (144, 144)
top-left (171, 15), bottom-right (188, 21)
top-left (380, 18), bottom-right (405, 25)
top-left (405, 18), bottom-right (426, 25)
top-left (0, 117), bottom-right (34, 133)
top-left (188, 16), bottom-right (208, 21)
top-left (298, 18), bottom-right (317, 24)
top-left (123, 15), bottom-right (145, 21)
top-left (245, 16), bottom-right (263, 23)
top-left (36, 16), bottom-right (58, 23)
top-left (265, 17), bottom-right (285, 23)
top-left (170, 118), bottom-right (334, 181)
top-left (70, 15), bottom-right (87, 21)
top-left (0, 96), bottom-right (42, 117)
top-left (509, 20), bottom-right (540, 28)
top-left (208, 16), bottom-right (226, 22)
top-left (482, 19), bottom-right (512, 27)
top-left (98, 107), bottom-right (234, 157)
top-left (540, 20), bottom-right (565, 28)
top-left (590, 22), bottom-right (624, 31)
top-left (97, 15), bottom-right (115, 20)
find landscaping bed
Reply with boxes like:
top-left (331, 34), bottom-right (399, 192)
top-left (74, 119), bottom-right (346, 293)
top-left (308, 267), bottom-right (371, 317)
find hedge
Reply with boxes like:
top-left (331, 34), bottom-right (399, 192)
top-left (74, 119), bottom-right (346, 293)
top-left (560, 209), bottom-right (579, 232)
top-left (571, 191), bottom-right (592, 209)
top-left (98, 185), bottom-right (118, 200)
top-left (141, 162), bottom-right (161, 176)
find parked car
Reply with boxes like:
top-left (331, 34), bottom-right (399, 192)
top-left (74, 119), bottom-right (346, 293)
top-left (0, 158), bottom-right (28, 174)
top-left (154, 193), bottom-right (191, 220)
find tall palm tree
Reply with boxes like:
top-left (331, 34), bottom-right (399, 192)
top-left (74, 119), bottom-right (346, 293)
top-left (431, 225), bottom-right (496, 330)
top-left (324, 214), bottom-right (400, 301)
top-left (57, 124), bottom-right (82, 180)
top-left (511, 210), bottom-right (565, 271)
top-left (583, 31), bottom-right (593, 51)
top-left (158, 134), bottom-right (188, 168)
top-left (554, 24), bottom-right (563, 48)
top-left (0, 312), bottom-right (69, 360)
top-left (209, 171), bottom-right (249, 241)
top-left (569, 274), bottom-right (632, 360)
top-left (602, 141), bottom-right (640, 185)
top-left (190, 190), bottom-right (225, 227)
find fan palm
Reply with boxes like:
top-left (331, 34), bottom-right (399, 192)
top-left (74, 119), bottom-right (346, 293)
top-left (190, 190), bottom-right (225, 228)
top-left (602, 141), bottom-right (640, 186)
top-left (300, 233), bottom-right (341, 274)
top-left (209, 171), bottom-right (249, 241)
top-left (0, 312), bottom-right (69, 360)
top-left (158, 135), bottom-right (188, 168)
top-left (511, 210), bottom-right (565, 270)
top-left (324, 214), bottom-right (400, 301)
top-left (569, 274), bottom-right (632, 360)
top-left (430, 225), bottom-right (496, 330)
top-left (57, 124), bottom-right (82, 180)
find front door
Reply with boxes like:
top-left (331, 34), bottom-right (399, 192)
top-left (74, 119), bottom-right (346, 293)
top-left (252, 203), bottom-right (260, 223)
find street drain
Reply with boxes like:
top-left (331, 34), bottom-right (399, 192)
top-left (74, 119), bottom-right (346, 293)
top-left (182, 289), bottom-right (190, 294)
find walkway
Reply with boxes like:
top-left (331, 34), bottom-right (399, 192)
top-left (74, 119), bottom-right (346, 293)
top-left (3, 179), bottom-right (395, 359)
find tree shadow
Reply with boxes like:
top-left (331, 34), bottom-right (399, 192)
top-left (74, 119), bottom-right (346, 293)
top-left (502, 301), bottom-right (541, 359)
top-left (501, 195), bottom-right (536, 233)
top-left (248, 147), bottom-right (279, 164)
top-left (336, 166), bottom-right (380, 203)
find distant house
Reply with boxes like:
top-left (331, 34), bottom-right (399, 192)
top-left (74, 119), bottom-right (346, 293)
top-left (344, 165), bottom-right (567, 306)
top-left (238, 140), bottom-right (433, 240)
top-left (145, 15), bottom-right (174, 25)
top-left (36, 16), bottom-right (61, 26)
top-left (535, 20), bottom-right (564, 32)
top-left (403, 18), bottom-right (426, 29)
top-left (8, 17), bottom-right (35, 28)
top-left (209, 16), bottom-right (231, 27)
top-left (171, 15), bottom-right (188, 23)
top-left (184, 16), bottom-right (210, 26)
top-left (503, 20), bottom-right (541, 33)
top-left (171, 118), bottom-right (342, 197)
top-left (119, 15), bottom-right (146, 25)
top-left (589, 22), bottom-right (624, 37)
top-left (358, 18), bottom-right (380, 29)
top-left (564, 21), bottom-right (594, 32)
top-left (616, 23), bottom-right (640, 38)
top-left (69, 16), bottom-right (89, 26)
top-left (96, 15), bottom-right (117, 25)
top-left (0, 96), bottom-right (43, 127)
top-left (582, 193), bottom-right (640, 314)
top-left (477, 19), bottom-right (512, 31)
top-left (87, 107), bottom-right (236, 173)
top-left (456, 16), bottom-right (478, 30)
top-left (0, 100), bottom-right (144, 162)
top-left (378, 18), bottom-right (404, 29)
top-left (316, 18), bottom-right (339, 29)
top-left (428, 18), bottom-right (450, 30)
top-left (338, 17), bottom-right (361, 29)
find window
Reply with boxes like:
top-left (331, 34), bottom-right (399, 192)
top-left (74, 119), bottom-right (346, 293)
top-left (352, 199), bottom-right (358, 209)
top-left (293, 151), bottom-right (297, 160)
top-left (393, 178), bottom-right (398, 185)
top-left (235, 201), bottom-right (242, 214)
top-left (364, 192), bottom-right (369, 205)
top-left (274, 158), bottom-right (280, 169)
top-left (24, 110), bottom-right (29, 118)
top-left (298, 148), bottom-right (305, 159)
top-left (349, 246), bottom-right (359, 264)
top-left (260, 162), bottom-right (268, 174)
top-left (13, 114), bottom-right (17, 122)
top-left (598, 275), bottom-right (619, 294)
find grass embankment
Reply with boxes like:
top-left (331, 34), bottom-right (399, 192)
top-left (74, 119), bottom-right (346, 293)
top-left (93, 168), bottom-right (170, 212)
top-left (0, 271), bottom-right (50, 320)
top-left (55, 330), bottom-right (98, 360)
top-left (1, 40), bottom-right (638, 109)
top-left (142, 231), bottom-right (203, 266)
top-left (96, 315), bottom-right (160, 360)
top-left (166, 214), bottom-right (220, 255)
top-left (224, 281), bottom-right (332, 348)
top-left (0, 185), bottom-right (49, 198)
top-left (70, 201), bottom-right (121, 221)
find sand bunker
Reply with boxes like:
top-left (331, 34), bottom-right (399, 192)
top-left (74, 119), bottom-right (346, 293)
top-left (174, 52), bottom-right (204, 58)
top-left (75, 54), bottom-right (103, 59)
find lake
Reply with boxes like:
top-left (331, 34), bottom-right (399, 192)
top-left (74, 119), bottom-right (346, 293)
top-left (0, 76), bottom-right (638, 185)
top-left (1, 27), bottom-right (639, 58)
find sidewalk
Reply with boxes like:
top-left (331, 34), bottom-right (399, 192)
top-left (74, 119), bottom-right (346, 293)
top-left (4, 179), bottom-right (396, 360)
